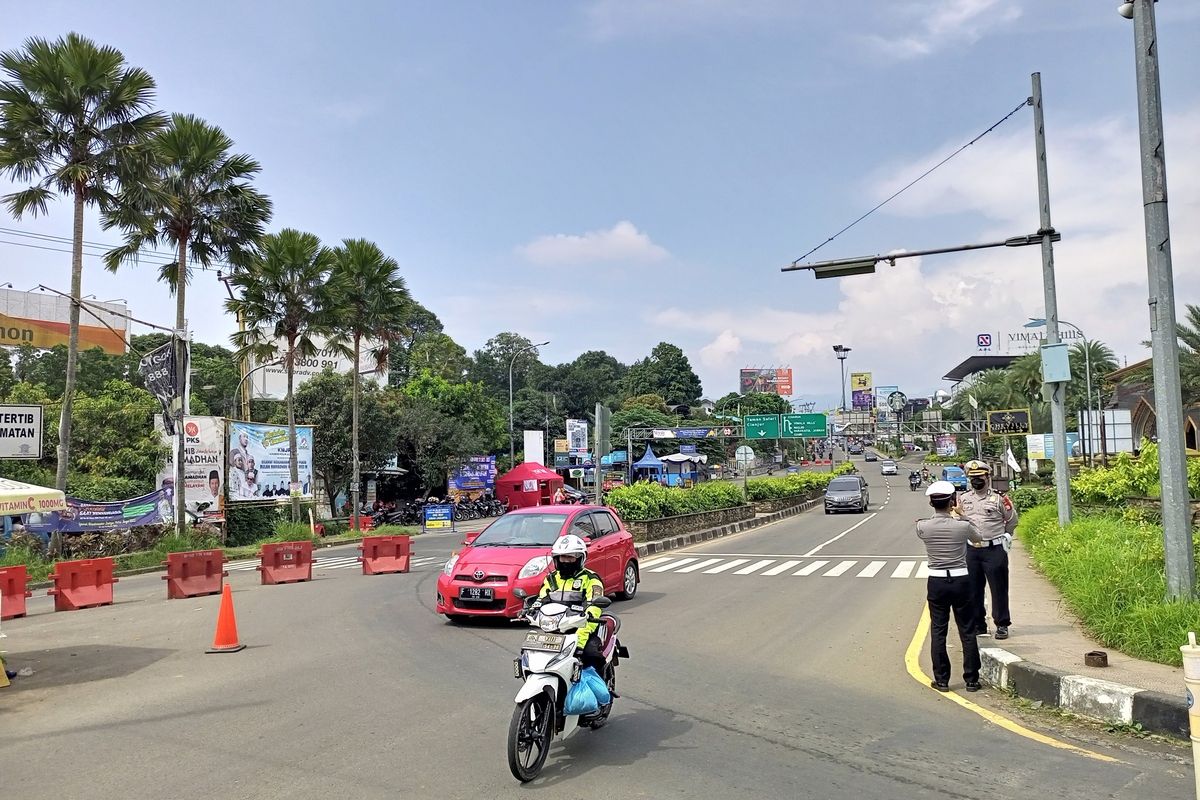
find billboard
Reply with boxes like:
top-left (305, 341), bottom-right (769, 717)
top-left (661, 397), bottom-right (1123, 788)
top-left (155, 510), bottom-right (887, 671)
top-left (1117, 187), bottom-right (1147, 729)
top-left (246, 336), bottom-right (388, 401)
top-left (0, 288), bottom-right (127, 354)
top-left (1026, 432), bottom-right (1082, 460)
top-left (448, 456), bottom-right (498, 498)
top-left (523, 430), bottom-right (545, 465)
top-left (985, 408), bottom-right (1032, 436)
top-left (935, 435), bottom-right (958, 457)
top-left (739, 368), bottom-right (793, 396)
top-left (227, 421), bottom-right (314, 502)
top-left (566, 419), bottom-right (589, 454)
top-left (874, 385), bottom-right (899, 411)
top-left (0, 404), bottom-right (43, 459)
top-left (156, 415), bottom-right (226, 521)
top-left (850, 372), bottom-right (873, 411)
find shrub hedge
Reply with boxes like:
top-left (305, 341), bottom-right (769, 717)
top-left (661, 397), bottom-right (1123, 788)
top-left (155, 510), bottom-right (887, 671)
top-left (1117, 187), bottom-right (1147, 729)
top-left (606, 481), bottom-right (746, 522)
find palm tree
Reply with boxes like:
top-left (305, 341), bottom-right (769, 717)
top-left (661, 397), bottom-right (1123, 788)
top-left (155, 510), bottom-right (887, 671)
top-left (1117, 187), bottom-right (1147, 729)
top-left (329, 240), bottom-right (411, 529)
top-left (0, 33), bottom-right (165, 490)
top-left (1005, 352), bottom-right (1043, 405)
top-left (103, 113), bottom-right (271, 532)
top-left (227, 230), bottom-right (338, 520)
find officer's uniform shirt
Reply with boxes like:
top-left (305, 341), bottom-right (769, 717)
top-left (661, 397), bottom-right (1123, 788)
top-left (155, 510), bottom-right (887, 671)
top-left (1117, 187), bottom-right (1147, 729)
top-left (957, 487), bottom-right (1017, 547)
top-left (917, 511), bottom-right (983, 569)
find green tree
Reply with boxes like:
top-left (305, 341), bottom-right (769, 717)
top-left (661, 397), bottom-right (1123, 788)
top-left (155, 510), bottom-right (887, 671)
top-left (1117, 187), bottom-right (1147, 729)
top-left (291, 370), bottom-right (396, 511)
top-left (408, 332), bottom-right (469, 381)
top-left (469, 332), bottom-right (545, 400)
top-left (388, 301), bottom-right (444, 386)
top-left (329, 239), bottom-right (411, 528)
top-left (609, 405), bottom-right (677, 450)
top-left (714, 392), bottom-right (790, 416)
top-left (622, 342), bottom-right (703, 406)
top-left (227, 229), bottom-right (339, 520)
top-left (554, 350), bottom-right (627, 417)
top-left (0, 32), bottom-right (165, 490)
top-left (623, 393), bottom-right (670, 415)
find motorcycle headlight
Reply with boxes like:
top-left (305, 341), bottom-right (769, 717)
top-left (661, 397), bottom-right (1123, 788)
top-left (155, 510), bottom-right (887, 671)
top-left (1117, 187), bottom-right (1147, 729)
top-left (442, 553), bottom-right (459, 576)
top-left (539, 615), bottom-right (561, 633)
top-left (517, 555), bottom-right (552, 580)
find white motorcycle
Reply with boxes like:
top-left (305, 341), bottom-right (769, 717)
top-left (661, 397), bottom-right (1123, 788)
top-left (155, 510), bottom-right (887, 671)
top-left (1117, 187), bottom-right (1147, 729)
top-left (507, 588), bottom-right (629, 783)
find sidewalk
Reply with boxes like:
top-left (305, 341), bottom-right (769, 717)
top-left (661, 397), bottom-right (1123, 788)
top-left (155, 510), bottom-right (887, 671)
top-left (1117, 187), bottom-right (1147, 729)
top-left (976, 539), bottom-right (1187, 737)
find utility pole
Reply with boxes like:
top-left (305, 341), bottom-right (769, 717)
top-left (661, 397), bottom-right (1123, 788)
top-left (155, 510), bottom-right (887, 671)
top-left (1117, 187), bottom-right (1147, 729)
top-left (219, 271), bottom-right (250, 420)
top-left (1127, 0), bottom-right (1195, 598)
top-left (1031, 72), bottom-right (1072, 527)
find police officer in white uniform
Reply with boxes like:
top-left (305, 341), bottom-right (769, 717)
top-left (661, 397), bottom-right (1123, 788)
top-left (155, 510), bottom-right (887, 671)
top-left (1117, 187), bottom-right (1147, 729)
top-left (957, 460), bottom-right (1018, 640)
top-left (917, 481), bottom-right (984, 692)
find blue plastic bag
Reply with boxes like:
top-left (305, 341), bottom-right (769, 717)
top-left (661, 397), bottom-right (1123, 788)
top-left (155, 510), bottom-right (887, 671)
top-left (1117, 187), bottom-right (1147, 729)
top-left (564, 677), bottom-right (599, 716)
top-left (580, 666), bottom-right (611, 706)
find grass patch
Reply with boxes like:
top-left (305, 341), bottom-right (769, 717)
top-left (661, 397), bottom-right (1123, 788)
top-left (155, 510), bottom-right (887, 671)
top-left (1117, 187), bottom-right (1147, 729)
top-left (1018, 504), bottom-right (1200, 667)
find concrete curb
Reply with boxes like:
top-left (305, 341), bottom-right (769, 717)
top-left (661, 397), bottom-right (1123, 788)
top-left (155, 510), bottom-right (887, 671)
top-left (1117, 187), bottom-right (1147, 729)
top-left (634, 497), bottom-right (821, 559)
top-left (979, 646), bottom-right (1187, 739)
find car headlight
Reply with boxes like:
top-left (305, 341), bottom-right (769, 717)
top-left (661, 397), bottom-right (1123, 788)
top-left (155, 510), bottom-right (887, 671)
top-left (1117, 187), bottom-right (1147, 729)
top-left (442, 553), bottom-right (459, 576)
top-left (517, 555), bottom-right (552, 580)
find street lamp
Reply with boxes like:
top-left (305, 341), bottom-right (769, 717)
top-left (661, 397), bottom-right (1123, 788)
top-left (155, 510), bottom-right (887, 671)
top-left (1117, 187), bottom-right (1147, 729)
top-left (1026, 318), bottom-right (1096, 466)
top-left (228, 356), bottom-right (285, 417)
top-left (832, 345), bottom-right (851, 412)
top-left (1119, 0), bottom-right (1194, 599)
top-left (509, 340), bottom-right (550, 467)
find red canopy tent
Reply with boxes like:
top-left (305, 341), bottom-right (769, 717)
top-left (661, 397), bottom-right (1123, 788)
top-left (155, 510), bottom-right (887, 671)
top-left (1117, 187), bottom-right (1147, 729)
top-left (496, 462), bottom-right (564, 510)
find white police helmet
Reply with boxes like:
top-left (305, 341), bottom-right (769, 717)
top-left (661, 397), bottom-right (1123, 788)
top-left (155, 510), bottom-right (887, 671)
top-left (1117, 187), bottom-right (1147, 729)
top-left (926, 480), bottom-right (958, 499)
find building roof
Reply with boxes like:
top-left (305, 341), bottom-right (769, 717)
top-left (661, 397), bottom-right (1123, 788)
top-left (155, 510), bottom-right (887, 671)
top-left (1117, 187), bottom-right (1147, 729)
top-left (942, 355), bottom-right (1020, 383)
top-left (1105, 357), bottom-right (1152, 384)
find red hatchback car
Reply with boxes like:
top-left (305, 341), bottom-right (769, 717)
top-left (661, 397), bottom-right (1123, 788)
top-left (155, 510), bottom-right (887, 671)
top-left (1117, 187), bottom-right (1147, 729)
top-left (435, 504), bottom-right (640, 622)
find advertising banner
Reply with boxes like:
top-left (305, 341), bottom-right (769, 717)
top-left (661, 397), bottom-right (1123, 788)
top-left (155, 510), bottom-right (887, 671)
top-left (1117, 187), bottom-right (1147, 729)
top-left (875, 385), bottom-right (899, 410)
top-left (566, 419), bottom-right (589, 454)
top-left (739, 368), bottom-right (793, 396)
top-left (140, 342), bottom-right (180, 436)
top-left (850, 372), bottom-right (873, 411)
top-left (227, 421), bottom-right (314, 502)
top-left (935, 435), bottom-right (958, 457)
top-left (1027, 432), bottom-right (1081, 459)
top-left (0, 404), bottom-right (43, 459)
top-left (246, 336), bottom-right (388, 401)
top-left (23, 489), bottom-right (174, 536)
top-left (523, 430), bottom-right (545, 465)
top-left (985, 408), bottom-right (1032, 436)
top-left (448, 455), bottom-right (497, 498)
top-left (156, 415), bottom-right (225, 521)
top-left (0, 289), bottom-right (128, 354)
top-left (422, 504), bottom-right (454, 531)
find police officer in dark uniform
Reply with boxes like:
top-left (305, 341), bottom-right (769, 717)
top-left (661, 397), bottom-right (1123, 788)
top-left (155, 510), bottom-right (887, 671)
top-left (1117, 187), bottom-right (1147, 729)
top-left (957, 460), bottom-right (1018, 640)
top-left (917, 481), bottom-right (984, 692)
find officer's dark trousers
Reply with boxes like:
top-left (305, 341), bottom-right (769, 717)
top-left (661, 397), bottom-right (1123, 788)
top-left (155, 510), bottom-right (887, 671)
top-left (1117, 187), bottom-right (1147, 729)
top-left (927, 575), bottom-right (980, 685)
top-left (966, 544), bottom-right (1010, 630)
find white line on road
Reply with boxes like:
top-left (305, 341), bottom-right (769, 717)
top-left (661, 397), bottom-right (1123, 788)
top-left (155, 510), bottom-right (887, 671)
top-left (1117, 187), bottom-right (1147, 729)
top-left (675, 558), bottom-right (724, 573)
top-left (916, 561), bottom-right (931, 578)
top-left (733, 559), bottom-right (775, 575)
top-left (890, 560), bottom-right (916, 579)
top-left (651, 557), bottom-right (697, 573)
top-left (761, 560), bottom-right (802, 576)
top-left (802, 514), bottom-right (877, 557)
top-left (638, 557), bottom-right (674, 569)
top-left (794, 560), bottom-right (829, 576)
top-left (856, 560), bottom-right (886, 578)
top-left (703, 559), bottom-right (750, 574)
top-left (822, 560), bottom-right (857, 577)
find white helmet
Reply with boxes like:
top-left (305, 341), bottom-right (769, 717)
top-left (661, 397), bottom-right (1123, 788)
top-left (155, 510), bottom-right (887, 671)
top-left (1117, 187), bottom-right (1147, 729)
top-left (926, 480), bottom-right (958, 499)
top-left (550, 533), bottom-right (588, 571)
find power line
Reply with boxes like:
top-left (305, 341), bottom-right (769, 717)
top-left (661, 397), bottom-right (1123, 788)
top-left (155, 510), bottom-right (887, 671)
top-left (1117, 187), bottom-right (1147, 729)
top-left (0, 225), bottom-right (235, 272)
top-left (792, 98), bottom-right (1031, 264)
top-left (0, 233), bottom-right (224, 273)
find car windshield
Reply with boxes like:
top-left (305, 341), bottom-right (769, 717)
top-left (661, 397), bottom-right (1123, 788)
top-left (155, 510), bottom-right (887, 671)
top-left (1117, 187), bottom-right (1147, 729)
top-left (881, 461), bottom-right (895, 466)
top-left (471, 513), bottom-right (567, 547)
top-left (828, 478), bottom-right (861, 491)
top-left (944, 468), bottom-right (964, 477)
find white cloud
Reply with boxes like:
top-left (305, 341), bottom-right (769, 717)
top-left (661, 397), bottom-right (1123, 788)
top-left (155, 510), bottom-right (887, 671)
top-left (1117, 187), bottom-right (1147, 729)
top-left (699, 329), bottom-right (742, 368)
top-left (859, 0), bottom-right (1022, 60)
top-left (516, 220), bottom-right (670, 266)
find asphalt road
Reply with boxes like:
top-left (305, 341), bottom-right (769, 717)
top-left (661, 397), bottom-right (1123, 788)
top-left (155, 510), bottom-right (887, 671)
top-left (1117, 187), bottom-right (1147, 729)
top-left (1, 458), bottom-right (1191, 799)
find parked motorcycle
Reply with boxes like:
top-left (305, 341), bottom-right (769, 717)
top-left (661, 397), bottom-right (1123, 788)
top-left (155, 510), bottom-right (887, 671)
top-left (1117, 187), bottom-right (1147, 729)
top-left (507, 588), bottom-right (629, 783)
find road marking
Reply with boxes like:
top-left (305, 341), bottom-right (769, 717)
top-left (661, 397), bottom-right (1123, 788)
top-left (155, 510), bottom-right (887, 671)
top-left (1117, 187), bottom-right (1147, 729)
top-left (903, 605), bottom-right (1120, 763)
top-left (762, 560), bottom-right (802, 576)
top-left (651, 557), bottom-right (697, 573)
top-left (638, 557), bottom-right (675, 569)
top-left (891, 561), bottom-right (916, 579)
top-left (916, 562), bottom-right (931, 578)
top-left (856, 560), bottom-right (886, 578)
top-left (675, 558), bottom-right (724, 573)
top-left (822, 560), bottom-right (856, 577)
top-left (733, 559), bottom-right (775, 575)
top-left (802, 514), bottom-right (877, 557)
top-left (794, 560), bottom-right (829, 576)
top-left (704, 559), bottom-right (750, 574)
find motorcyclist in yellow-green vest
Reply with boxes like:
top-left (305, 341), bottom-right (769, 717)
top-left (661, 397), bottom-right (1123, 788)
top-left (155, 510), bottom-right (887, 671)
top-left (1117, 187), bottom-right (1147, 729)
top-left (537, 534), bottom-right (605, 671)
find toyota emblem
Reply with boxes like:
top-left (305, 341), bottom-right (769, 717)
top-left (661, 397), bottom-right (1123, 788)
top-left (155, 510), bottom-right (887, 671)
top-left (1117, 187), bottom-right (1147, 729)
top-left (473, 569), bottom-right (485, 581)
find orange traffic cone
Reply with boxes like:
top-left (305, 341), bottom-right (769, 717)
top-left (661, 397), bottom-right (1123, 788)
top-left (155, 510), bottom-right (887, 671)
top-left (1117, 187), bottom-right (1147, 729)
top-left (207, 583), bottom-right (245, 654)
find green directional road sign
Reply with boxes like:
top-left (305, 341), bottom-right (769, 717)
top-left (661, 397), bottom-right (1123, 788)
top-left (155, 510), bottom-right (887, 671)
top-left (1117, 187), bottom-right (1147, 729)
top-left (781, 413), bottom-right (828, 439)
top-left (743, 414), bottom-right (781, 439)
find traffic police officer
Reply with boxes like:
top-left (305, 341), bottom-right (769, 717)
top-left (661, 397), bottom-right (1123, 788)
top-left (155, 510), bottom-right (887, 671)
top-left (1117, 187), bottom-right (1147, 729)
top-left (917, 480), bottom-right (984, 692)
top-left (957, 459), bottom-right (1018, 640)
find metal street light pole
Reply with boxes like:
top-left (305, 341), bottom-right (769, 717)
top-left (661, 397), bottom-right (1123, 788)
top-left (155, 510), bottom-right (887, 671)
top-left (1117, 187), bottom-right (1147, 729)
top-left (509, 341), bottom-right (550, 467)
top-left (1123, 0), bottom-right (1194, 599)
top-left (832, 345), bottom-right (851, 411)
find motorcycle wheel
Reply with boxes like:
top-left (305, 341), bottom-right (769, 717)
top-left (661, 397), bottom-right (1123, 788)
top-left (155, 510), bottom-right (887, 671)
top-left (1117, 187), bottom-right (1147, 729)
top-left (508, 694), bottom-right (553, 783)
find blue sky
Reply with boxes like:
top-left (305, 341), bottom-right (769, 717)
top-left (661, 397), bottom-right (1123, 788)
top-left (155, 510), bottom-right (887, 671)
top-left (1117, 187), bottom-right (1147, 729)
top-left (3, 0), bottom-right (1199, 409)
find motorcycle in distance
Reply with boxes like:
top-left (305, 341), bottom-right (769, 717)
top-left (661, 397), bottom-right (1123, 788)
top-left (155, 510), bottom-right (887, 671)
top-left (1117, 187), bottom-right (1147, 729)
top-left (506, 587), bottom-right (629, 783)
top-left (909, 471), bottom-right (922, 492)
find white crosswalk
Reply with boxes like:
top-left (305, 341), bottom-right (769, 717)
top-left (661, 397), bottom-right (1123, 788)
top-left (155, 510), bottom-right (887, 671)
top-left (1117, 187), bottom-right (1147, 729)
top-left (638, 555), bottom-right (938, 580)
top-left (225, 555), bottom-right (446, 572)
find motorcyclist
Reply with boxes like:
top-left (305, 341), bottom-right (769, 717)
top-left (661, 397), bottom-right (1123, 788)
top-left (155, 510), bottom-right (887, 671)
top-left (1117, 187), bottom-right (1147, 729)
top-left (909, 470), bottom-right (922, 487)
top-left (536, 534), bottom-right (606, 672)
top-left (921, 466), bottom-right (931, 484)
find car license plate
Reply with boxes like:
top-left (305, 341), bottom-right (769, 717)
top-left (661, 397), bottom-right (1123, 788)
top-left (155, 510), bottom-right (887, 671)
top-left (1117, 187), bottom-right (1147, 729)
top-left (458, 586), bottom-right (494, 601)
top-left (523, 632), bottom-right (566, 652)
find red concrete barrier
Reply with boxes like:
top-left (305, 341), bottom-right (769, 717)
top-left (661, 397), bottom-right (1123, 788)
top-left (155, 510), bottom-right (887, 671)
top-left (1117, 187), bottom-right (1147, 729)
top-left (162, 549), bottom-right (229, 599)
top-left (46, 558), bottom-right (118, 611)
top-left (256, 540), bottom-right (315, 585)
top-left (350, 515), bottom-right (374, 532)
top-left (358, 535), bottom-right (412, 575)
top-left (0, 565), bottom-right (33, 620)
